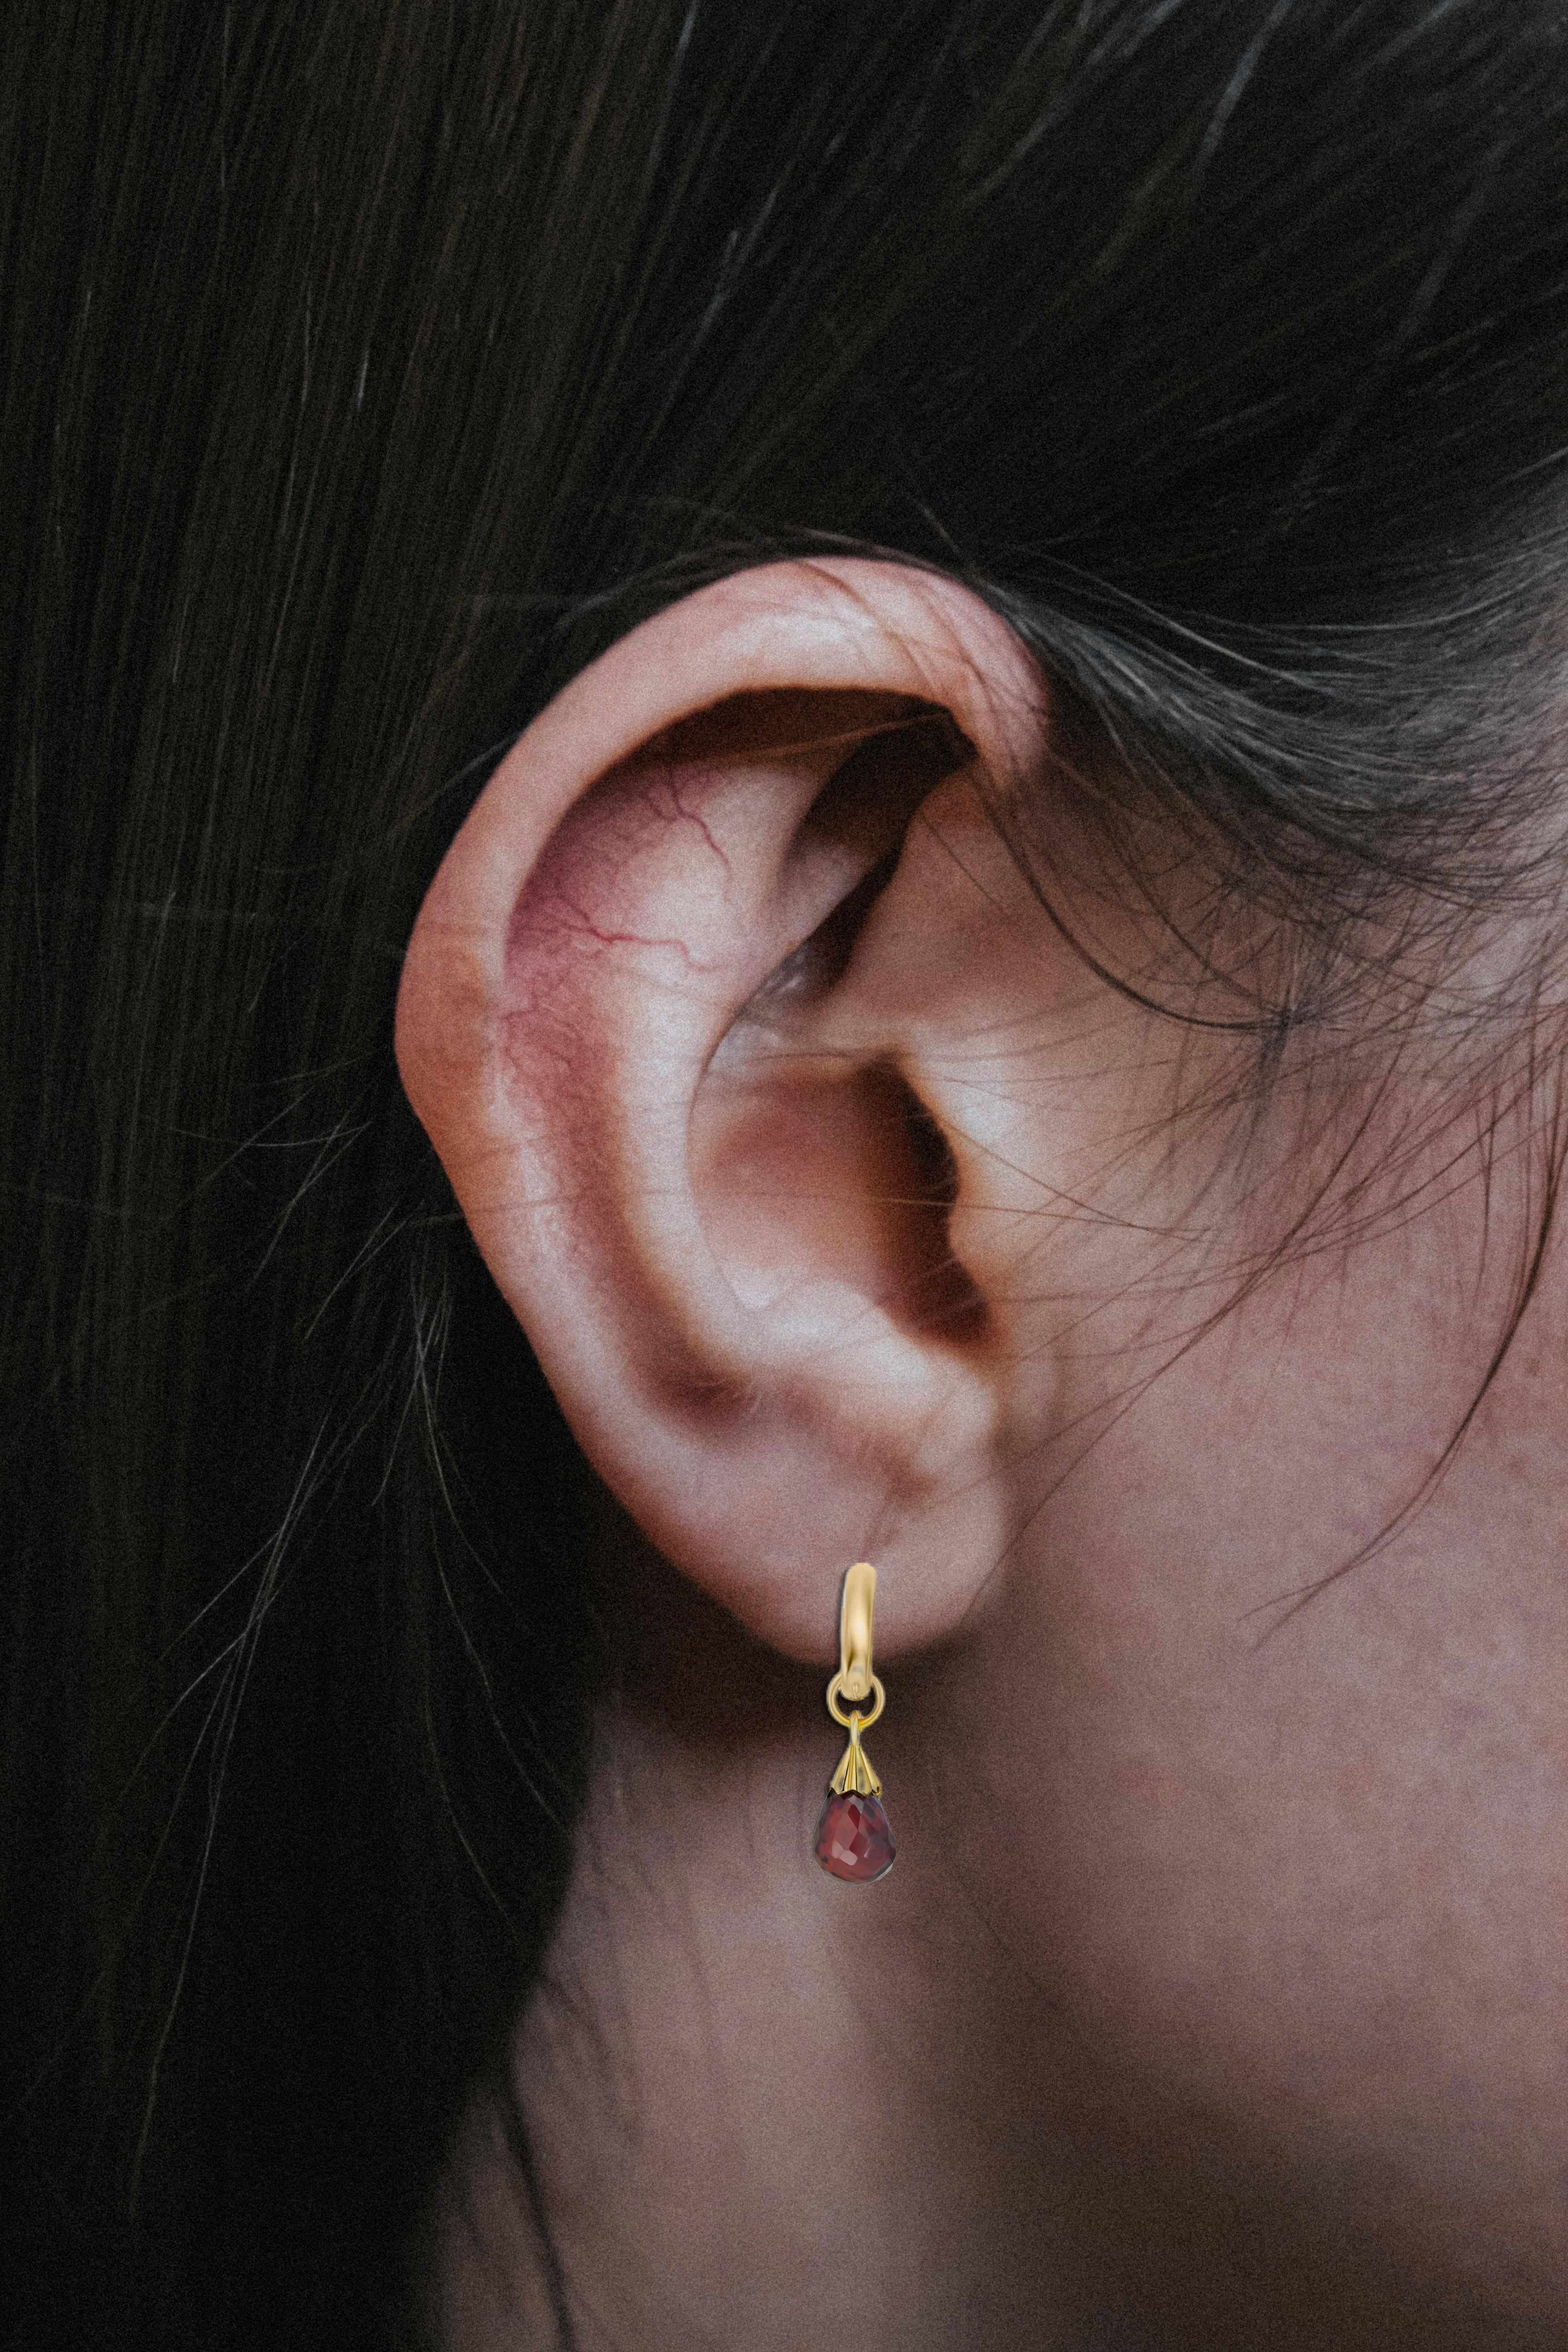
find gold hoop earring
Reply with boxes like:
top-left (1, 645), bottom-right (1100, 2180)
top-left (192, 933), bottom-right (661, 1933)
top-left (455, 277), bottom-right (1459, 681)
top-left (814, 1562), bottom-right (896, 1883)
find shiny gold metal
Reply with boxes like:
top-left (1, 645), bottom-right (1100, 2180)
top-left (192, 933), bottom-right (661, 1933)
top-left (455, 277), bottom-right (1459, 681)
top-left (825, 1671), bottom-right (884, 1730)
top-left (825, 1563), bottom-right (884, 1797)
top-left (828, 1707), bottom-right (882, 1798)
top-left (837, 1562), bottom-right (877, 1702)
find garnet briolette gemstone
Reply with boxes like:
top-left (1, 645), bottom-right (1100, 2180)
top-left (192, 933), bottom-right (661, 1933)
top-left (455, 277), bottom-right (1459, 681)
top-left (815, 1790), bottom-right (896, 1883)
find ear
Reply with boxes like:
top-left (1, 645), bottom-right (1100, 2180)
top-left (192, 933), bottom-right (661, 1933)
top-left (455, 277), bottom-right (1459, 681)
top-left (396, 559), bottom-right (1064, 1665)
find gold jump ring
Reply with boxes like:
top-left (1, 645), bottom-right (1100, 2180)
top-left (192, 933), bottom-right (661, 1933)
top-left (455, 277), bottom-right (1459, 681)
top-left (826, 1671), bottom-right (884, 1730)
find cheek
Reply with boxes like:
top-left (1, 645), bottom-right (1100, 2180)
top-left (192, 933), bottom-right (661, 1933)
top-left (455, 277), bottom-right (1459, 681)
top-left (939, 1237), bottom-right (1568, 2287)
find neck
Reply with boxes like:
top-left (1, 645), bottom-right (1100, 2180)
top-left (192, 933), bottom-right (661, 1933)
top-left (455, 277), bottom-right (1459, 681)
top-left (425, 1519), bottom-right (1090, 2347)
top-left (431, 1657), bottom-right (1068, 2349)
top-left (422, 1581), bottom-right (1396, 2352)
top-left (426, 1333), bottom-right (1567, 2352)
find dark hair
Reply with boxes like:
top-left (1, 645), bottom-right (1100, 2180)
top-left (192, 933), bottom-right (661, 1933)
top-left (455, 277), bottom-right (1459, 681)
top-left (6, 1), bottom-right (1568, 2343)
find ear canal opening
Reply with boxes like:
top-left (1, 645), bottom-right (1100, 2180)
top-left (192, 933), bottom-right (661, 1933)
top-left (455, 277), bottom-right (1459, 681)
top-left (692, 1042), bottom-right (991, 1351)
top-left (790, 706), bottom-right (989, 1343)
top-left (867, 1062), bottom-right (991, 1344)
top-left (693, 702), bottom-right (990, 1353)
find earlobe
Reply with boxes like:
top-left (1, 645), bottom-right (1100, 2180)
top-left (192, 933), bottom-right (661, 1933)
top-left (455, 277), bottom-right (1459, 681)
top-left (395, 561), bottom-right (1051, 1664)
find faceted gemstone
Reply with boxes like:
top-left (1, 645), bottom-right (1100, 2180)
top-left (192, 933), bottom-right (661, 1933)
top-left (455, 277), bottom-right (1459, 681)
top-left (815, 1790), bottom-right (896, 1883)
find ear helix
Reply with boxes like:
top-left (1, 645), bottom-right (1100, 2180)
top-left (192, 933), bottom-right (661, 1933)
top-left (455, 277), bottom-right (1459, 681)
top-left (814, 1563), bottom-right (896, 1883)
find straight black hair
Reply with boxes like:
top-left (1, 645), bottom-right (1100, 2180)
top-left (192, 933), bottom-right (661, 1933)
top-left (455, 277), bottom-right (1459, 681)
top-left (7, 2), bottom-right (1568, 2344)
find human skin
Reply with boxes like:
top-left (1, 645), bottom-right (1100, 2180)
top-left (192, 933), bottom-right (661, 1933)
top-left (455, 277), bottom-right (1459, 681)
top-left (403, 564), bottom-right (1568, 2349)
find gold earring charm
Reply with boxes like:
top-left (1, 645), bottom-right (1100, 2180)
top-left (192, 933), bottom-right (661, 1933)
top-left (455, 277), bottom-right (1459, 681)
top-left (814, 1562), bottom-right (896, 1883)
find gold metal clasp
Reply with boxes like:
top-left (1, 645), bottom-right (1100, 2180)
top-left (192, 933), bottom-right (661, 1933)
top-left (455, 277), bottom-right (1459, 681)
top-left (825, 1563), bottom-right (884, 1797)
top-left (818, 1561), bottom-right (896, 1876)
top-left (828, 1705), bottom-right (882, 1798)
top-left (838, 1561), bottom-right (876, 1702)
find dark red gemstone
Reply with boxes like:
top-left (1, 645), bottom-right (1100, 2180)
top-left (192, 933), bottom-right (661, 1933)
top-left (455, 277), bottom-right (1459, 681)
top-left (815, 1790), bottom-right (896, 1883)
